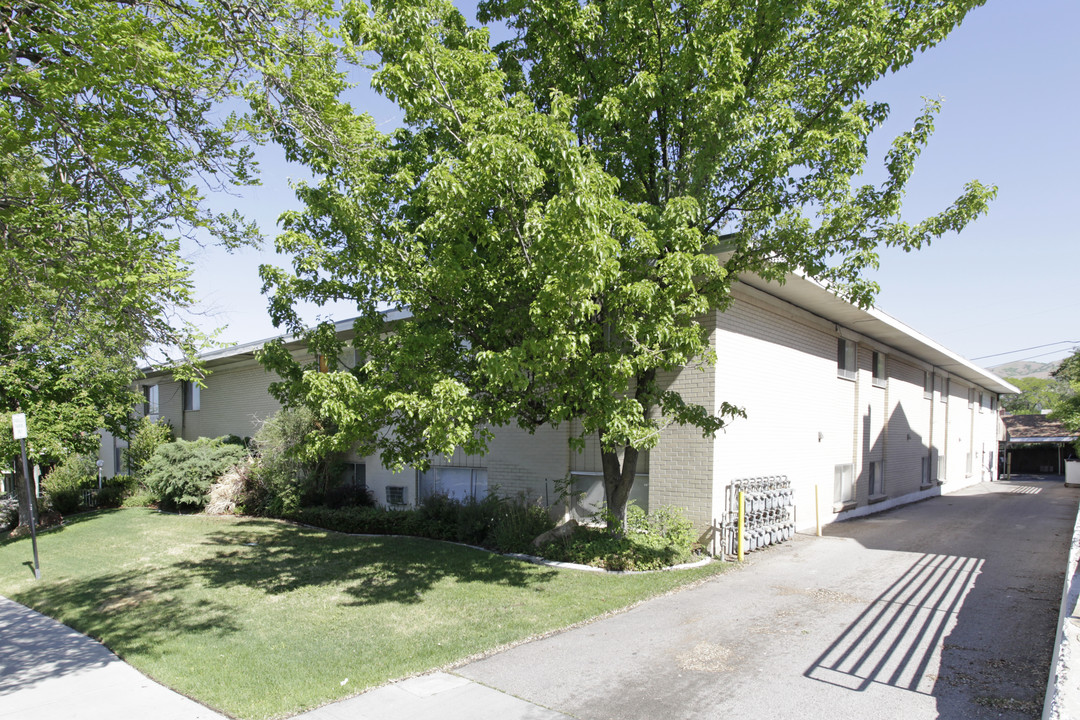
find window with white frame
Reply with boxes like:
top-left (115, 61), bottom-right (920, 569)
top-left (921, 456), bottom-right (932, 486)
top-left (837, 338), bottom-right (856, 380)
top-left (183, 381), bottom-right (200, 411)
top-left (142, 384), bottom-right (159, 415)
top-left (419, 466), bottom-right (488, 501)
top-left (980, 391), bottom-right (990, 412)
top-left (869, 460), bottom-right (884, 497)
top-left (386, 485), bottom-right (408, 506)
top-left (834, 463), bottom-right (854, 505)
top-left (924, 371), bottom-right (933, 399)
top-left (341, 462), bottom-right (366, 488)
top-left (968, 387), bottom-right (975, 409)
top-left (941, 377), bottom-right (949, 403)
top-left (872, 352), bottom-right (887, 388)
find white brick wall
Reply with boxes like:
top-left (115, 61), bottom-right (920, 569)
top-left (706, 283), bottom-right (1002, 531)
top-left (98, 289), bottom-right (1006, 529)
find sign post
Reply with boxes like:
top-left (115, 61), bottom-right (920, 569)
top-left (11, 413), bottom-right (41, 580)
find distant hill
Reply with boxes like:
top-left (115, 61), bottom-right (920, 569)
top-left (988, 360), bottom-right (1061, 380)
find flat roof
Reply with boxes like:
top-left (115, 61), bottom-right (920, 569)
top-left (144, 275), bottom-right (1016, 396)
top-left (737, 270), bottom-right (1018, 396)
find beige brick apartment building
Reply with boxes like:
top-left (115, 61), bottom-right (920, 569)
top-left (98, 271), bottom-right (1014, 540)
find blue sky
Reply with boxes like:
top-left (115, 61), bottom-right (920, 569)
top-left (185, 0), bottom-right (1079, 369)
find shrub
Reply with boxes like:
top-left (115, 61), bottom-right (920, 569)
top-left (489, 499), bottom-right (556, 553)
top-left (95, 485), bottom-right (126, 508)
top-left (121, 489), bottom-right (159, 508)
top-left (124, 417), bottom-right (175, 478)
top-left (42, 454), bottom-right (97, 515)
top-left (143, 437), bottom-right (248, 510)
top-left (287, 505), bottom-right (415, 535)
top-left (539, 505), bottom-right (698, 571)
top-left (324, 484), bottom-right (376, 510)
top-left (0, 493), bottom-right (17, 532)
top-left (246, 408), bottom-right (342, 516)
top-left (539, 526), bottom-right (694, 571)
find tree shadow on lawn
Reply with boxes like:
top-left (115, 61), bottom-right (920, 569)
top-left (171, 519), bottom-right (560, 606)
top-left (0, 508), bottom-right (126, 548)
top-left (9, 563), bottom-right (241, 667)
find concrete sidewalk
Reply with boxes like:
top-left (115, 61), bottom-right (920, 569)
top-left (0, 596), bottom-right (226, 720)
top-left (0, 595), bottom-right (572, 720)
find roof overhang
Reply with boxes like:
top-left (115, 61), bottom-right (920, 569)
top-left (736, 269), bottom-right (1019, 396)
top-left (140, 309), bottom-right (412, 377)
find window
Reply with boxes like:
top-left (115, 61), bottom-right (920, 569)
top-left (980, 391), bottom-right (990, 412)
top-left (386, 485), bottom-right (408, 506)
top-left (834, 463), bottom-right (854, 505)
top-left (869, 460), bottom-right (884, 497)
top-left (142, 385), bottom-right (159, 415)
top-left (990, 395), bottom-right (997, 412)
top-left (941, 378), bottom-right (949, 403)
top-left (872, 352), bottom-right (887, 388)
top-left (419, 467), bottom-right (489, 501)
top-left (921, 456), bottom-right (932, 486)
top-left (184, 381), bottom-right (200, 411)
top-left (968, 387), bottom-right (975, 409)
top-left (837, 338), bottom-right (856, 380)
top-left (923, 371), bottom-right (933, 399)
top-left (341, 462), bottom-right (366, 488)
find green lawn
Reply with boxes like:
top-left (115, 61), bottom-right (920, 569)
top-left (0, 509), bottom-right (727, 719)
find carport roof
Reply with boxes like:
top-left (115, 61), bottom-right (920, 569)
top-left (1003, 414), bottom-right (1080, 443)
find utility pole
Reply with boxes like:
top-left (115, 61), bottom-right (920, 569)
top-left (11, 413), bottom-right (41, 580)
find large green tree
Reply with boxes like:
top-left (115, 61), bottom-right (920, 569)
top-left (1051, 350), bottom-right (1080, 443)
top-left (258, 0), bottom-right (995, 530)
top-left (1000, 376), bottom-right (1071, 416)
top-left (0, 0), bottom-right (332, 525)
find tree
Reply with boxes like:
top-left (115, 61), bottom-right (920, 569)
top-left (1051, 350), bottom-right (1080, 444)
top-left (257, 0), bottom-right (995, 532)
top-left (1001, 377), bottom-right (1070, 415)
top-left (0, 0), bottom-right (332, 526)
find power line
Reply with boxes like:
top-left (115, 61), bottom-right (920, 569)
top-left (972, 340), bottom-right (1080, 362)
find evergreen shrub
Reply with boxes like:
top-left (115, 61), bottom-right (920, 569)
top-left (144, 437), bottom-right (247, 510)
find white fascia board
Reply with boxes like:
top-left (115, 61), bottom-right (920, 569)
top-left (140, 307), bottom-right (411, 377)
top-left (735, 269), bottom-right (1019, 396)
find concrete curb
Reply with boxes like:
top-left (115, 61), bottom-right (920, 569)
top-left (504, 551), bottom-right (713, 574)
top-left (1043, 496), bottom-right (1080, 720)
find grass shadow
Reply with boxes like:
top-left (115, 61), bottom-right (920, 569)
top-left (173, 520), bottom-right (560, 606)
top-left (8, 564), bottom-right (242, 667)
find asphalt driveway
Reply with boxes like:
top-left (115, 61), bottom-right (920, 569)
top-left (457, 478), bottom-right (1079, 719)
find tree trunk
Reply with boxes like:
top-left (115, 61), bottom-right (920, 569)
top-left (600, 440), bottom-right (640, 537)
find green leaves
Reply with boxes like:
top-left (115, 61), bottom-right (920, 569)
top-left (0, 0), bottom-right (343, 469)
top-left (257, 0), bottom-right (993, 513)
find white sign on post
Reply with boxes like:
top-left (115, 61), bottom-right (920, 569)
top-left (11, 413), bottom-right (27, 440)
